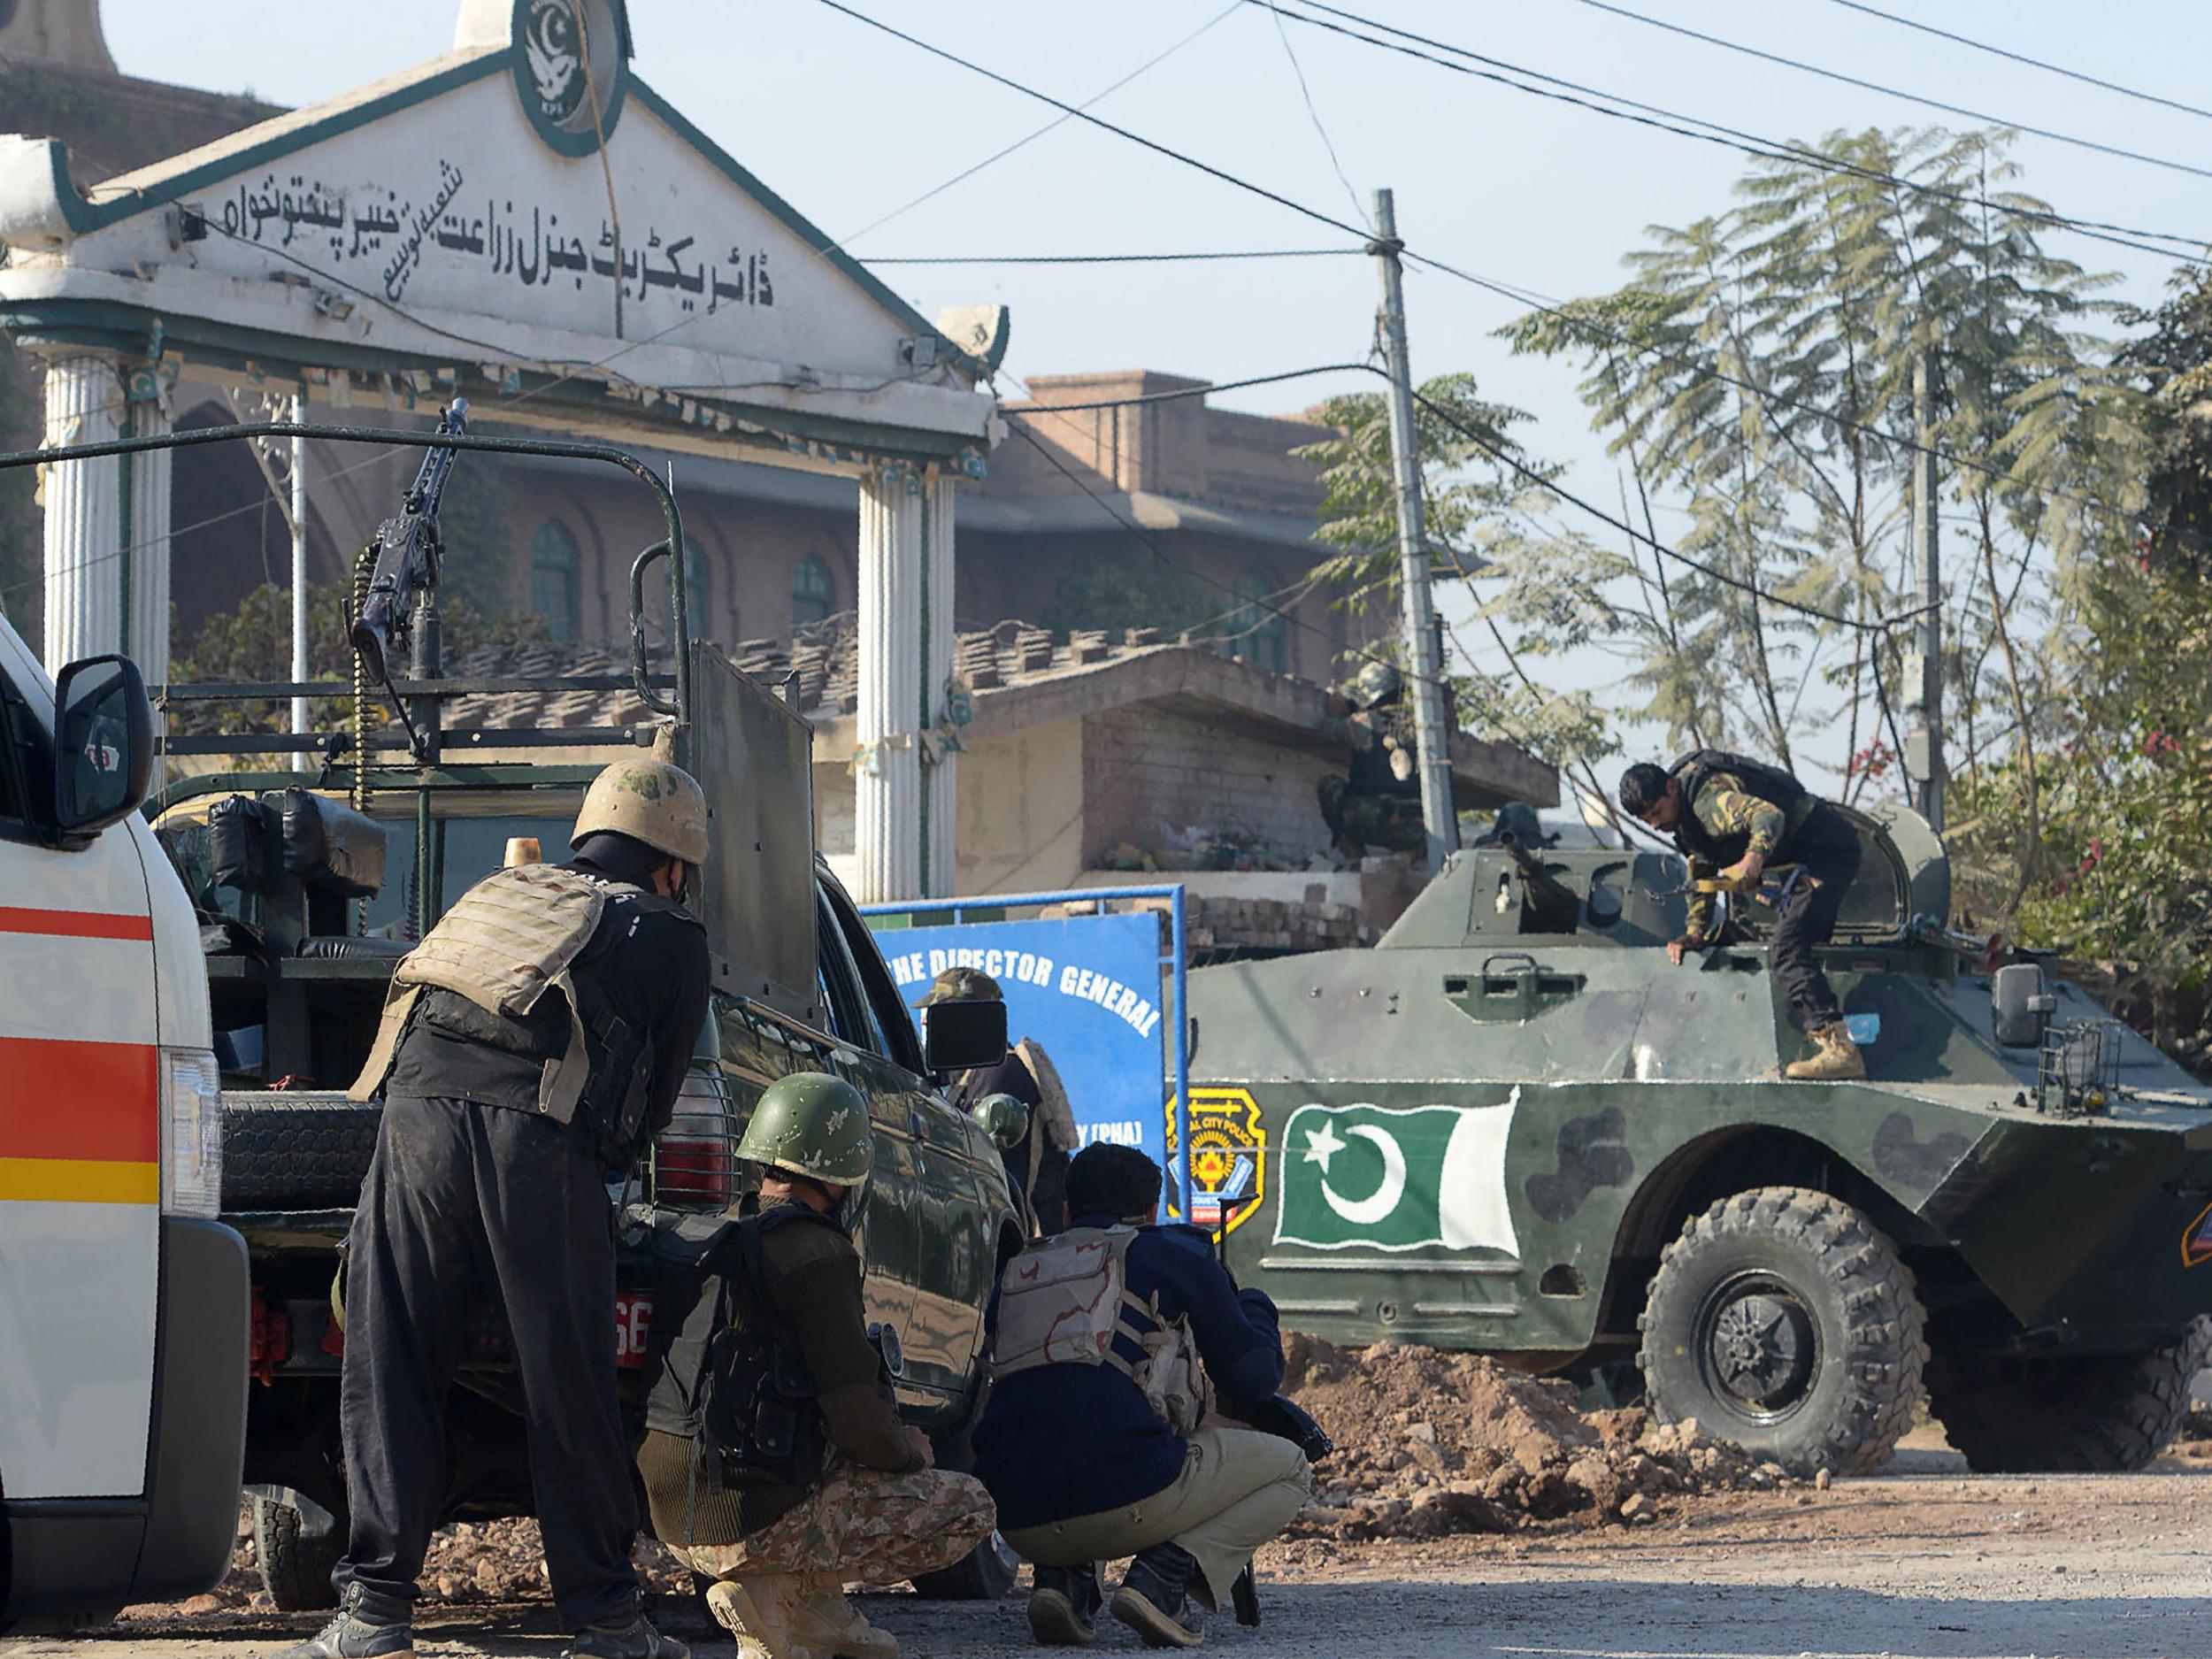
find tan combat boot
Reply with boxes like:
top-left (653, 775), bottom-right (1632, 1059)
top-left (1786, 1022), bottom-right (1866, 1081)
top-left (704, 1575), bottom-right (813, 1659)
top-left (792, 1572), bottom-right (900, 1659)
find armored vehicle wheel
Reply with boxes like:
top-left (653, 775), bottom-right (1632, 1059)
top-left (252, 1494), bottom-right (342, 1611)
top-left (910, 1530), bottom-right (1019, 1601)
top-left (1639, 1187), bottom-right (1926, 1475)
top-left (1926, 1318), bottom-right (2212, 1473)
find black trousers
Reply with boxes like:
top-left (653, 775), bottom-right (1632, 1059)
top-left (1770, 807), bottom-right (1863, 1032)
top-left (334, 1094), bottom-right (639, 1629)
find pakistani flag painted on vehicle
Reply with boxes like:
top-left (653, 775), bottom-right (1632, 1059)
top-left (1273, 1091), bottom-right (1521, 1255)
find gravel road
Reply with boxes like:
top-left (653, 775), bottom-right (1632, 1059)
top-left (11, 1454), bottom-right (2208, 1659)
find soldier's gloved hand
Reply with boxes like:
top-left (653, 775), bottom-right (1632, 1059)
top-left (1667, 934), bottom-right (1709, 966)
top-left (1389, 747), bottom-right (1415, 783)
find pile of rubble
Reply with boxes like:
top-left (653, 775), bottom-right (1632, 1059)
top-left (1279, 1334), bottom-right (1807, 1538)
top-left (134, 1509), bottom-right (693, 1618)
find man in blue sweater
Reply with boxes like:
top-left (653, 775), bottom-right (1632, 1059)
top-left (975, 1145), bottom-right (1311, 1648)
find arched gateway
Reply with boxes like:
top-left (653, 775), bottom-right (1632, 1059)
top-left (0, 0), bottom-right (1005, 900)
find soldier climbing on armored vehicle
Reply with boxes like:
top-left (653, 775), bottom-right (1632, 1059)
top-left (1619, 751), bottom-right (1867, 1081)
top-left (1317, 661), bottom-right (1447, 860)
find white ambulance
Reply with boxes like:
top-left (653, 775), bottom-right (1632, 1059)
top-left (0, 611), bottom-right (246, 1632)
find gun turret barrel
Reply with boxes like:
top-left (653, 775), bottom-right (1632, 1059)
top-left (349, 402), bottom-right (470, 695)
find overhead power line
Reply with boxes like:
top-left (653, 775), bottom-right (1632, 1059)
top-left (1825, 1), bottom-right (2212, 127)
top-left (864, 248), bottom-right (1360, 265)
top-left (1003, 361), bottom-right (1372, 412)
top-left (816, 0), bottom-right (2143, 534)
top-left (1575, 0), bottom-right (2212, 182)
top-left (1267, 0), bottom-right (2209, 264)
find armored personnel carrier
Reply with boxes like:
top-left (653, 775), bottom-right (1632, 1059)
top-left (1186, 804), bottom-right (2212, 1473)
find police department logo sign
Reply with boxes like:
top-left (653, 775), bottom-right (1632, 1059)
top-left (1274, 1090), bottom-right (1522, 1255)
top-left (512, 0), bottom-right (629, 157)
top-left (1166, 1089), bottom-right (1267, 1237)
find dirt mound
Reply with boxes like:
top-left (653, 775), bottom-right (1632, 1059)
top-left (1280, 1333), bottom-right (1803, 1538)
top-left (124, 1509), bottom-right (693, 1619)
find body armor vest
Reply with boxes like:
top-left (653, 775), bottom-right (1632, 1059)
top-left (1666, 748), bottom-right (1813, 866)
top-left (993, 1225), bottom-right (1211, 1436)
top-left (349, 864), bottom-right (670, 1163)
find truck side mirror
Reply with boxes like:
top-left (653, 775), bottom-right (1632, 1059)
top-left (918, 997), bottom-right (1008, 1074)
top-left (52, 654), bottom-right (153, 841)
top-left (971, 1092), bottom-right (1030, 1149)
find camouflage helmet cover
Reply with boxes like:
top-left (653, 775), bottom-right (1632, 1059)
top-left (737, 1071), bottom-right (872, 1187)
top-left (572, 757), bottom-right (710, 866)
top-left (919, 965), bottom-right (1004, 1007)
top-left (1350, 659), bottom-right (1403, 710)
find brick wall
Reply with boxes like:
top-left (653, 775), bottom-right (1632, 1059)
top-left (1080, 703), bottom-right (1334, 866)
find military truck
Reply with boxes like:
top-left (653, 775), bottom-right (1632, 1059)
top-left (88, 414), bottom-right (1028, 1606)
top-left (1186, 803), bottom-right (2212, 1474)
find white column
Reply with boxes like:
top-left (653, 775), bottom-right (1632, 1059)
top-left (922, 468), bottom-right (958, 898)
top-left (40, 355), bottom-right (123, 674)
top-left (855, 464), bottom-right (923, 902)
top-left (126, 395), bottom-right (173, 685)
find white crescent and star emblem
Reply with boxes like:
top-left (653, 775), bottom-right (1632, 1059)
top-left (1304, 1120), bottom-right (1409, 1225)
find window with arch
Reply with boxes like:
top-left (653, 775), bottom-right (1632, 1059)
top-left (791, 553), bottom-right (835, 630)
top-left (1226, 566), bottom-right (1287, 675)
top-left (529, 519), bottom-right (581, 642)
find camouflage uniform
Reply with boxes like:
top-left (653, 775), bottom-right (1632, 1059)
top-left (1679, 775), bottom-right (1788, 941)
top-left (1317, 703), bottom-right (1426, 856)
top-left (672, 1466), bottom-right (994, 1582)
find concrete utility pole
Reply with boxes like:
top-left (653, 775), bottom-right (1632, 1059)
top-left (1910, 351), bottom-right (1944, 831)
top-left (1370, 188), bottom-right (1459, 877)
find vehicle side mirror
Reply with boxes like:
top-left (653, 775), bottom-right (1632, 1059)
top-left (918, 997), bottom-right (1008, 1074)
top-left (52, 654), bottom-right (153, 841)
top-left (971, 1092), bottom-right (1030, 1150)
top-left (1991, 963), bottom-right (2055, 1048)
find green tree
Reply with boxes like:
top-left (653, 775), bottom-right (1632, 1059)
top-left (1505, 127), bottom-right (2138, 861)
top-left (170, 580), bottom-right (544, 737)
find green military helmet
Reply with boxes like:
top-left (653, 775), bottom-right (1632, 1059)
top-left (738, 1071), bottom-right (872, 1187)
top-left (919, 965), bottom-right (1003, 1007)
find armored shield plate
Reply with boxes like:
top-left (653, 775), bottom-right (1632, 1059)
top-left (682, 641), bottom-right (818, 1025)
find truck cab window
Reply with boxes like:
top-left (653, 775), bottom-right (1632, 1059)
top-left (0, 663), bottom-right (45, 833)
top-left (820, 881), bottom-right (926, 1076)
top-left (815, 893), bottom-right (887, 1055)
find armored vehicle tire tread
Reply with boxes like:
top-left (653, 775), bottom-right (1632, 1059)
top-left (221, 1101), bottom-right (381, 1209)
top-left (1638, 1187), bottom-right (1927, 1477)
top-left (252, 1495), bottom-right (342, 1612)
top-left (1926, 1317), bottom-right (2212, 1473)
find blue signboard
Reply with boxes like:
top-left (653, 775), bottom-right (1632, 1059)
top-left (874, 913), bottom-right (1169, 1164)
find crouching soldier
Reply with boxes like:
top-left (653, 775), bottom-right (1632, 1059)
top-left (635, 1072), bottom-right (995, 1659)
top-left (975, 1145), bottom-right (1311, 1648)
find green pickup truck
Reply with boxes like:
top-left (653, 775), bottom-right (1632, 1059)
top-left (140, 424), bottom-right (1027, 1607)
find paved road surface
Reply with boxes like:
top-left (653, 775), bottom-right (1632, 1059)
top-left (10, 1463), bottom-right (2208, 1658)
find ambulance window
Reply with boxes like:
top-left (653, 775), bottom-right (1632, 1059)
top-left (0, 664), bottom-right (35, 829)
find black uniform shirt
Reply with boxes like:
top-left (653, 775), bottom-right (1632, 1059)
top-left (385, 857), bottom-right (710, 1145)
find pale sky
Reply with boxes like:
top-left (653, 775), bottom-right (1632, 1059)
top-left (102, 0), bottom-right (2212, 801)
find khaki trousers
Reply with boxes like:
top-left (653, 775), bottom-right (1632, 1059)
top-left (1002, 1429), bottom-right (1310, 1613)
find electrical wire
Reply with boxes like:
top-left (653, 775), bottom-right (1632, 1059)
top-left (1269, 0), bottom-right (2210, 262)
top-left (1824, 0), bottom-right (2212, 124)
top-left (863, 248), bottom-right (1360, 265)
top-left (1006, 362), bottom-right (1370, 412)
top-left (818, 2), bottom-right (2148, 542)
top-left (1574, 0), bottom-right (2212, 182)
top-left (1258, 0), bottom-right (1371, 229)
